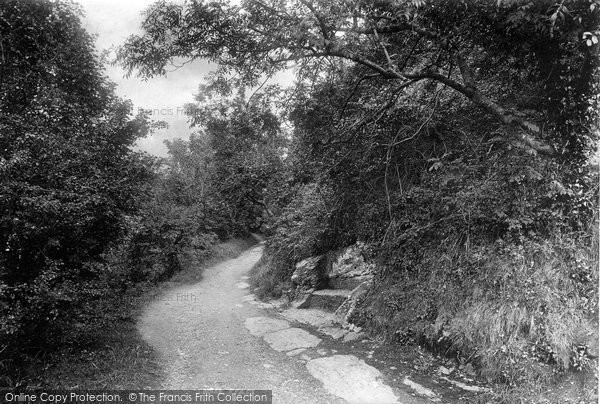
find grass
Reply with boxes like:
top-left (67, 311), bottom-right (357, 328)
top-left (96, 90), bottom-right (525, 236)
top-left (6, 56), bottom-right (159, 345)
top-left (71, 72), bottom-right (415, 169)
top-left (9, 236), bottom-right (257, 389)
top-left (351, 235), bottom-right (599, 403)
top-left (248, 228), bottom-right (598, 403)
top-left (472, 370), bottom-right (598, 404)
top-left (11, 282), bottom-right (163, 389)
top-left (24, 318), bottom-right (162, 389)
top-left (248, 254), bottom-right (292, 300)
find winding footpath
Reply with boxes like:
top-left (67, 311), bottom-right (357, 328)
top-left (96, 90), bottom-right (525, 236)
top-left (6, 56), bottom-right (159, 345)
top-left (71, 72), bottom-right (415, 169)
top-left (138, 244), bottom-right (430, 404)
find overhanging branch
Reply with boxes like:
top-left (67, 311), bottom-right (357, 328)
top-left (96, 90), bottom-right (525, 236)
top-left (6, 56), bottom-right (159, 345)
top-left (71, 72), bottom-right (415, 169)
top-left (316, 48), bottom-right (555, 155)
top-left (404, 70), bottom-right (554, 155)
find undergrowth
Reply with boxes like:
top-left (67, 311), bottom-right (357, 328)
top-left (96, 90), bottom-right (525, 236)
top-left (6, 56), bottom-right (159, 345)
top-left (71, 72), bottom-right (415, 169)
top-left (248, 254), bottom-right (291, 300)
top-left (353, 231), bottom-right (598, 402)
top-left (0, 237), bottom-right (256, 389)
top-left (251, 164), bottom-right (598, 402)
top-left (249, 183), bottom-right (334, 299)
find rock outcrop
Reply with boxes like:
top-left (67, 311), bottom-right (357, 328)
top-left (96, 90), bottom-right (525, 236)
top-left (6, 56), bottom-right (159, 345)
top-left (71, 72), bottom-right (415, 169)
top-left (289, 243), bottom-right (375, 333)
top-left (334, 281), bottom-right (370, 326)
top-left (326, 243), bottom-right (375, 289)
top-left (291, 255), bottom-right (328, 289)
top-left (291, 243), bottom-right (375, 291)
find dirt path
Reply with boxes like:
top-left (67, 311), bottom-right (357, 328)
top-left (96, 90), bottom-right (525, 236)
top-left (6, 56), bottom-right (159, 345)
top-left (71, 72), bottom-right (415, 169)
top-left (138, 244), bottom-right (432, 403)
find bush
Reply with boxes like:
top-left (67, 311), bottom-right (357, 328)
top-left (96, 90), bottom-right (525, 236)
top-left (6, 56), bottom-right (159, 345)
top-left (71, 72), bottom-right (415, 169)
top-left (250, 182), bottom-right (336, 298)
top-left (354, 230), bottom-right (598, 385)
top-left (446, 237), bottom-right (597, 381)
top-left (249, 255), bottom-right (291, 300)
top-left (0, 0), bottom-right (153, 366)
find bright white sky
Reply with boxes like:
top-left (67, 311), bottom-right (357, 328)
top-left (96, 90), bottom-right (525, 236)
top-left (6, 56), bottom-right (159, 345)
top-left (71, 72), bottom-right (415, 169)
top-left (78, 0), bottom-right (215, 156)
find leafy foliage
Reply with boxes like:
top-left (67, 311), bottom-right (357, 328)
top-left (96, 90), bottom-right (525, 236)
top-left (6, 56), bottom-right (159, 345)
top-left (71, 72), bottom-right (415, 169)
top-left (282, 59), bottom-right (598, 383)
top-left (119, 0), bottom-right (599, 158)
top-left (0, 0), bottom-right (153, 366)
top-left (117, 0), bottom-right (599, 394)
top-left (185, 86), bottom-right (286, 235)
top-left (121, 86), bottom-right (287, 287)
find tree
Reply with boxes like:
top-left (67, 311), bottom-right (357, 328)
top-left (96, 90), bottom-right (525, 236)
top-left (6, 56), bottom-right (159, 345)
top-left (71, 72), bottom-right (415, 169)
top-left (184, 85), bottom-right (286, 235)
top-left (268, 30), bottom-right (600, 383)
top-left (123, 133), bottom-right (221, 284)
top-left (0, 0), bottom-right (153, 350)
top-left (123, 90), bottom-right (286, 284)
top-left (117, 0), bottom-right (599, 387)
top-left (118, 0), bottom-right (598, 158)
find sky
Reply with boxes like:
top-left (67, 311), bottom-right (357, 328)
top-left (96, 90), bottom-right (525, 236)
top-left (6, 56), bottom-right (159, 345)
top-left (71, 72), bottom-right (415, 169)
top-left (79, 0), bottom-right (215, 156)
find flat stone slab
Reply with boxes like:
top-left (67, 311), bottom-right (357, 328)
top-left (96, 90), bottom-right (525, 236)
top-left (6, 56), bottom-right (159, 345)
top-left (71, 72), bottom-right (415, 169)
top-left (242, 294), bottom-right (257, 303)
top-left (440, 376), bottom-right (488, 392)
top-left (310, 289), bottom-right (352, 311)
top-left (318, 326), bottom-right (348, 340)
top-left (342, 331), bottom-right (366, 343)
top-left (403, 377), bottom-right (440, 401)
top-left (292, 290), bottom-right (313, 309)
top-left (286, 348), bottom-right (306, 357)
top-left (281, 308), bottom-right (337, 328)
top-left (312, 289), bottom-right (352, 297)
top-left (263, 327), bottom-right (322, 351)
top-left (306, 355), bottom-right (399, 404)
top-left (244, 317), bottom-right (290, 337)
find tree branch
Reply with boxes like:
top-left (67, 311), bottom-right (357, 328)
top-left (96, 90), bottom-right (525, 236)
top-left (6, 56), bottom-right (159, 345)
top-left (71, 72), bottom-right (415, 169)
top-left (404, 69), bottom-right (554, 155)
top-left (338, 74), bottom-right (380, 121)
top-left (373, 27), bottom-right (394, 67)
top-left (315, 45), bottom-right (554, 155)
top-left (338, 21), bottom-right (436, 38)
top-left (298, 0), bottom-right (330, 40)
top-left (327, 49), bottom-right (406, 80)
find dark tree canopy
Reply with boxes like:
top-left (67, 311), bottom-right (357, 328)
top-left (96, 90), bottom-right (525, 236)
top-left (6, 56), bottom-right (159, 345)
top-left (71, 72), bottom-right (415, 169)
top-left (0, 0), bottom-right (153, 344)
top-left (119, 0), bottom-right (599, 158)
